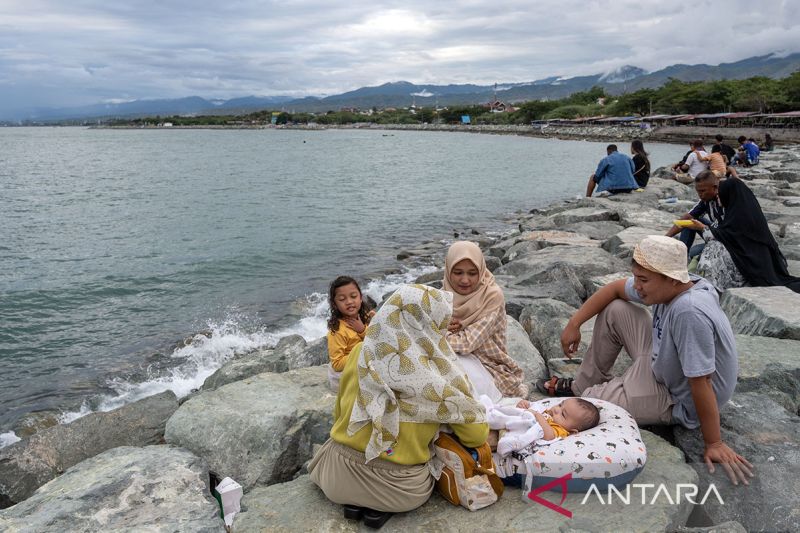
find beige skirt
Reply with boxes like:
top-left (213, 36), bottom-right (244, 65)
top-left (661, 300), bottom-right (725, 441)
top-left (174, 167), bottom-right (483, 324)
top-left (308, 438), bottom-right (434, 513)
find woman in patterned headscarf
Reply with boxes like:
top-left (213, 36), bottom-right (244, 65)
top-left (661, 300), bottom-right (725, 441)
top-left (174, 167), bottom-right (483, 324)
top-left (308, 284), bottom-right (488, 526)
top-left (444, 241), bottom-right (528, 399)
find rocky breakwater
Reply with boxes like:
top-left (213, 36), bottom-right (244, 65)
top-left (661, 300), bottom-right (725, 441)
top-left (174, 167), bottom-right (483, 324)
top-left (2, 146), bottom-right (800, 531)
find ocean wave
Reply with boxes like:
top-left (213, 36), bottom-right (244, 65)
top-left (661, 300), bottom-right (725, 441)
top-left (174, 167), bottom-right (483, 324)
top-left (0, 431), bottom-right (21, 449)
top-left (55, 264), bottom-right (438, 425)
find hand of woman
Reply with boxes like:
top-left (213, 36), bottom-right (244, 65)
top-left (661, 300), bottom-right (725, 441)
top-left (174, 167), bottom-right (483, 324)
top-left (447, 317), bottom-right (462, 333)
top-left (345, 316), bottom-right (366, 333)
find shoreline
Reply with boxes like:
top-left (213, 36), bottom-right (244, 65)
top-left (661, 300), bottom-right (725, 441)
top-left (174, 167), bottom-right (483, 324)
top-left (93, 122), bottom-right (800, 144)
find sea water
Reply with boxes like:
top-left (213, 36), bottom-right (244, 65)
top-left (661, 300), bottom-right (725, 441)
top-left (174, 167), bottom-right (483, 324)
top-left (0, 126), bottom-right (685, 441)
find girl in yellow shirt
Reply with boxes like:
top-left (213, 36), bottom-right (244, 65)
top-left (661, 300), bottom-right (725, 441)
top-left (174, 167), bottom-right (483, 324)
top-left (326, 276), bottom-right (374, 390)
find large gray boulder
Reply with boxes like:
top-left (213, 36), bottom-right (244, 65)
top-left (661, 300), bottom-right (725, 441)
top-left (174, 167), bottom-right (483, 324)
top-left (518, 298), bottom-right (595, 361)
top-left (550, 207), bottom-right (617, 226)
top-left (602, 226), bottom-right (662, 259)
top-left (611, 204), bottom-right (677, 229)
top-left (0, 445), bottom-right (222, 532)
top-left (734, 334), bottom-right (800, 414)
top-left (234, 431), bottom-right (696, 532)
top-left (720, 286), bottom-right (800, 340)
top-left (202, 334), bottom-right (326, 390)
top-left (584, 271), bottom-right (630, 297)
top-left (561, 220), bottom-right (626, 241)
top-left (166, 366), bottom-right (335, 491)
top-left (673, 393), bottom-right (800, 533)
top-left (0, 391), bottom-right (178, 505)
top-left (505, 316), bottom-right (548, 391)
top-left (495, 245), bottom-right (626, 281)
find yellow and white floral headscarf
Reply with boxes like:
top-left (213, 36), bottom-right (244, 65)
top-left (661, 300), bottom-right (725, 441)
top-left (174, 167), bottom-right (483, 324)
top-left (348, 284), bottom-right (487, 462)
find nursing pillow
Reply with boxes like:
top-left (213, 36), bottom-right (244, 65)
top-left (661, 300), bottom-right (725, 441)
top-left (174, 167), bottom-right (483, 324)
top-left (508, 397), bottom-right (646, 493)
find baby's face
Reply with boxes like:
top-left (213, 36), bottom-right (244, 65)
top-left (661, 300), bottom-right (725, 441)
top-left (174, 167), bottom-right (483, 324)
top-left (545, 399), bottom-right (585, 433)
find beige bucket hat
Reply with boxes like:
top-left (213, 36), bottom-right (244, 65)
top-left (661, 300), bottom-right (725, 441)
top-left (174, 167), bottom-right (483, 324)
top-left (632, 236), bottom-right (690, 283)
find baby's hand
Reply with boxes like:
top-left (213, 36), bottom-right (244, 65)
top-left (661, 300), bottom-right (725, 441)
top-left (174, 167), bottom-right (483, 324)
top-left (516, 399), bottom-right (531, 409)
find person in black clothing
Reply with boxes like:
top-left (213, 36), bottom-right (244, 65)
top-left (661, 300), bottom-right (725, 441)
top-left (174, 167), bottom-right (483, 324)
top-left (712, 134), bottom-right (737, 163)
top-left (688, 178), bottom-right (800, 293)
top-left (630, 139), bottom-right (650, 188)
top-left (666, 170), bottom-right (724, 259)
top-left (763, 133), bottom-right (775, 152)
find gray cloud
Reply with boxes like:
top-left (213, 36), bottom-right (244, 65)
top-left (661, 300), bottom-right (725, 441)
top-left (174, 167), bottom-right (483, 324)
top-left (0, 0), bottom-right (798, 114)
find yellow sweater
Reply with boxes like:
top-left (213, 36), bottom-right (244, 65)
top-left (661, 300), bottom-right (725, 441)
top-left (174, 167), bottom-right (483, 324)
top-left (327, 320), bottom-right (366, 372)
top-left (330, 344), bottom-right (489, 465)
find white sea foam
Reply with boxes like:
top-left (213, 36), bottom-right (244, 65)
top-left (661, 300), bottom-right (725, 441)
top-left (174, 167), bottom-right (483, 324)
top-left (0, 430), bottom-right (21, 449)
top-left (57, 264), bottom-right (438, 424)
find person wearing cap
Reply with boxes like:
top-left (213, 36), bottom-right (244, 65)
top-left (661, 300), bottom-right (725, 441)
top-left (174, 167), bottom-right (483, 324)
top-left (537, 235), bottom-right (754, 486)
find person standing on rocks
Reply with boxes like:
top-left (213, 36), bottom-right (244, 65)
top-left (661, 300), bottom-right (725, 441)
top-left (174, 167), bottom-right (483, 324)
top-left (585, 144), bottom-right (638, 197)
top-left (443, 241), bottom-right (528, 399)
top-left (308, 284), bottom-right (488, 528)
top-left (538, 236), bottom-right (754, 486)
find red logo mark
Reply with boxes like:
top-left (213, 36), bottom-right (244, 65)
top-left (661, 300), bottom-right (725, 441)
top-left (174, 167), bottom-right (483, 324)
top-left (526, 473), bottom-right (573, 518)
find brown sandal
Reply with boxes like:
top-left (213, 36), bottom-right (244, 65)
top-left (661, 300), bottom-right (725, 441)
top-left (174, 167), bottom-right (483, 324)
top-left (535, 376), bottom-right (575, 397)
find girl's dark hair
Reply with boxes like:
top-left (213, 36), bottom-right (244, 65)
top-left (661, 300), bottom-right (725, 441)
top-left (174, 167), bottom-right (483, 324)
top-left (327, 276), bottom-right (372, 332)
top-left (631, 139), bottom-right (650, 169)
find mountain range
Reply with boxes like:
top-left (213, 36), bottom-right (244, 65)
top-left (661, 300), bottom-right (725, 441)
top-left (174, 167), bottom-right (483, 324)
top-left (7, 52), bottom-right (799, 122)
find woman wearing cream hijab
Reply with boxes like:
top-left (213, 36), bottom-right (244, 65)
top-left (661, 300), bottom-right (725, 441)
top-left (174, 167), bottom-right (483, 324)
top-left (443, 241), bottom-right (528, 399)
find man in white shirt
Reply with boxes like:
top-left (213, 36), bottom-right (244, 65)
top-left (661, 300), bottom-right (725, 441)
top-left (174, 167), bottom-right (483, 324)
top-left (673, 139), bottom-right (708, 184)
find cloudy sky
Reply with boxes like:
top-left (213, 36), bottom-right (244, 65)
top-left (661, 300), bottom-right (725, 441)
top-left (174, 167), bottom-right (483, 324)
top-left (1, 0), bottom-right (798, 113)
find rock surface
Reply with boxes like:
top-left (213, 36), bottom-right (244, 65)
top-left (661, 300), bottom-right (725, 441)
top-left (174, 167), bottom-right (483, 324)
top-left (166, 366), bottom-right (335, 491)
top-left (234, 431), bottom-right (696, 532)
top-left (202, 334), bottom-right (326, 390)
top-left (673, 393), bottom-right (800, 533)
top-left (505, 316), bottom-right (548, 390)
top-left (720, 286), bottom-right (800, 340)
top-left (733, 334), bottom-right (800, 414)
top-left (0, 445), bottom-right (222, 532)
top-left (0, 391), bottom-right (178, 505)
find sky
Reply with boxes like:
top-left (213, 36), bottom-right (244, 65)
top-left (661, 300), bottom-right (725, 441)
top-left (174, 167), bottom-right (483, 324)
top-left (1, 0), bottom-right (798, 114)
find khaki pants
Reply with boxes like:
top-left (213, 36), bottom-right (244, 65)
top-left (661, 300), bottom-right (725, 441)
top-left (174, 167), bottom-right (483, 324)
top-left (572, 300), bottom-right (675, 425)
top-left (674, 172), bottom-right (694, 184)
top-left (309, 439), bottom-right (434, 513)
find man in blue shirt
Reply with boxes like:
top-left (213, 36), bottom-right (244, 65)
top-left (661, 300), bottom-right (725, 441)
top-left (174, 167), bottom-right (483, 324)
top-left (586, 144), bottom-right (638, 197)
top-left (733, 136), bottom-right (760, 166)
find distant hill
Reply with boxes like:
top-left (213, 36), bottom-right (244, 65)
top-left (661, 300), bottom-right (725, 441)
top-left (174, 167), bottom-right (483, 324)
top-left (6, 52), bottom-right (799, 122)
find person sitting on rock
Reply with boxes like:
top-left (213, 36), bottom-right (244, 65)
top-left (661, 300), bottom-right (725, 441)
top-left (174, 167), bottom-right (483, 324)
top-left (585, 144), bottom-right (638, 197)
top-left (687, 178), bottom-right (800, 293)
top-left (326, 276), bottom-right (375, 391)
top-left (763, 133), bottom-right (775, 152)
top-left (309, 284), bottom-right (489, 528)
top-left (443, 241), bottom-right (528, 400)
top-left (695, 145), bottom-right (739, 179)
top-left (631, 139), bottom-right (651, 188)
top-left (536, 235), bottom-right (754, 486)
top-left (665, 170), bottom-right (725, 263)
top-left (672, 139), bottom-right (708, 184)
top-left (732, 136), bottom-right (760, 166)
top-left (711, 134), bottom-right (737, 163)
